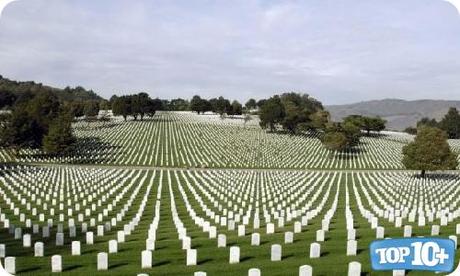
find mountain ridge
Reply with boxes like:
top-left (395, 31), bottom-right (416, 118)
top-left (326, 98), bottom-right (460, 131)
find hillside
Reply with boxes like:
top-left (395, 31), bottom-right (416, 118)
top-left (327, 99), bottom-right (460, 130)
top-left (0, 75), bottom-right (103, 104)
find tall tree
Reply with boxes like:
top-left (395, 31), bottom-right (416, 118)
top-left (43, 115), bottom-right (76, 154)
top-left (280, 93), bottom-right (323, 133)
top-left (439, 107), bottom-right (460, 139)
top-left (229, 100), bottom-right (242, 116)
top-left (84, 101), bottom-right (99, 119)
top-left (259, 96), bottom-right (285, 132)
top-left (112, 96), bottom-right (131, 121)
top-left (417, 117), bottom-right (438, 128)
top-left (322, 131), bottom-right (348, 154)
top-left (245, 98), bottom-right (257, 110)
top-left (402, 126), bottom-right (458, 177)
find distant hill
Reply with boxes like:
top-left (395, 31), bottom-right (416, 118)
top-left (327, 99), bottom-right (460, 131)
top-left (0, 75), bottom-right (103, 104)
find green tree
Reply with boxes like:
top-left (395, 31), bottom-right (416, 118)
top-left (417, 117), bottom-right (438, 128)
top-left (321, 121), bottom-right (361, 153)
top-left (190, 95), bottom-right (211, 114)
top-left (112, 96), bottom-right (131, 121)
top-left (439, 107), bottom-right (460, 139)
top-left (145, 98), bottom-right (163, 118)
top-left (402, 126), bottom-right (458, 177)
top-left (245, 98), bottom-right (257, 110)
top-left (0, 91), bottom-right (63, 153)
top-left (259, 96), bottom-right (285, 132)
top-left (84, 101), bottom-right (99, 119)
top-left (309, 110), bottom-right (330, 131)
top-left (404, 127), bottom-right (418, 135)
top-left (43, 115), bottom-right (76, 154)
top-left (229, 100), bottom-right (242, 116)
top-left (280, 93), bottom-right (323, 133)
top-left (322, 131), bottom-right (348, 153)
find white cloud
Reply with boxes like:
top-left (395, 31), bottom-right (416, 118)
top-left (0, 0), bottom-right (460, 104)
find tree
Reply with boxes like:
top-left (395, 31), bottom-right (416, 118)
top-left (213, 97), bottom-right (231, 115)
top-left (259, 96), bottom-right (285, 132)
top-left (343, 115), bottom-right (386, 135)
top-left (69, 101), bottom-right (85, 118)
top-left (280, 93), bottom-right (323, 133)
top-left (363, 117), bottom-right (386, 134)
top-left (229, 100), bottom-right (242, 116)
top-left (321, 121), bottom-right (361, 153)
top-left (309, 110), bottom-right (330, 131)
top-left (322, 131), bottom-right (348, 153)
top-left (404, 127), bottom-right (418, 135)
top-left (402, 126), bottom-right (458, 177)
top-left (439, 107), bottom-right (460, 139)
top-left (245, 98), bottom-right (257, 110)
top-left (0, 90), bottom-right (17, 109)
top-left (43, 115), bottom-right (76, 154)
top-left (112, 96), bottom-right (131, 121)
top-left (84, 101), bottom-right (99, 119)
top-left (417, 117), bottom-right (438, 128)
top-left (145, 98), bottom-right (163, 118)
top-left (190, 95), bottom-right (211, 114)
top-left (0, 90), bottom-right (66, 153)
top-left (168, 98), bottom-right (190, 111)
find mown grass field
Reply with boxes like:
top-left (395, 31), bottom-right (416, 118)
top-left (1, 112), bottom-right (460, 275)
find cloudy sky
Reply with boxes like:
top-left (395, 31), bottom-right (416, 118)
top-left (1, 0), bottom-right (460, 104)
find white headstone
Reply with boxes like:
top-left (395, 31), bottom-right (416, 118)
top-left (56, 233), bottom-right (64, 246)
top-left (271, 244), bottom-right (282, 261)
top-left (86, 232), bottom-right (94, 245)
top-left (218, 234), bottom-right (226, 248)
top-left (299, 264), bottom-right (313, 276)
top-left (403, 225), bottom-right (412, 237)
top-left (294, 222), bottom-right (302, 233)
top-left (347, 240), bottom-right (357, 256)
top-left (5, 257), bottom-right (15, 274)
top-left (34, 242), bottom-right (44, 257)
top-left (229, 246), bottom-right (240, 264)
top-left (309, 243), bottom-right (320, 258)
top-left (251, 233), bottom-right (260, 246)
top-left (248, 268), bottom-right (261, 276)
top-left (285, 232), bottom-right (294, 244)
top-left (393, 270), bottom-right (405, 276)
top-left (141, 250), bottom-right (152, 269)
top-left (109, 240), bottom-right (118, 253)
top-left (347, 229), bottom-right (356, 240)
top-left (0, 244), bottom-right (5, 258)
top-left (376, 227), bottom-right (384, 239)
top-left (97, 252), bottom-right (108, 270)
top-left (316, 230), bottom-right (325, 242)
top-left (23, 234), bottom-right (31, 247)
top-left (348, 261), bottom-right (361, 276)
top-left (52, 255), bottom-right (62, 273)
top-left (117, 231), bottom-right (125, 243)
top-left (431, 225), bottom-right (440, 236)
top-left (266, 223), bottom-right (275, 234)
top-left (186, 249), bottom-right (197, 266)
top-left (146, 238), bottom-right (155, 251)
top-left (72, 241), bottom-right (81, 256)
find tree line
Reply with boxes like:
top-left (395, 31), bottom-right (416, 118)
top-left (110, 93), bottom-right (163, 121)
top-left (255, 92), bottom-right (387, 153)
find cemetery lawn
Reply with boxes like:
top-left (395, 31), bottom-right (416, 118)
top-left (1, 112), bottom-right (460, 275)
top-left (1, 168), bottom-right (459, 275)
